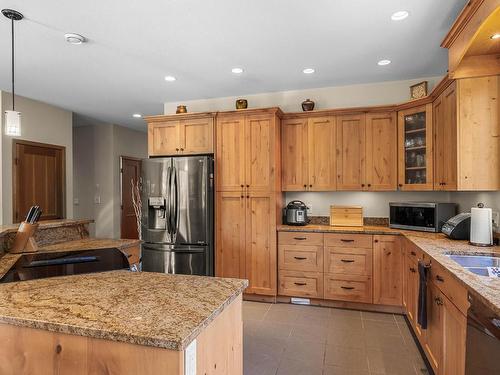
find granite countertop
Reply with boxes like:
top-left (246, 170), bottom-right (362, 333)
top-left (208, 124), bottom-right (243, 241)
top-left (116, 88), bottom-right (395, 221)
top-left (279, 224), bottom-right (500, 316)
top-left (0, 219), bottom-right (93, 237)
top-left (0, 238), bottom-right (141, 279)
top-left (0, 271), bottom-right (247, 351)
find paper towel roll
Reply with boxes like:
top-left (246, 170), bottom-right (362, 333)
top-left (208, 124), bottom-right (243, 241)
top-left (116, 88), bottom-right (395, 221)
top-left (470, 206), bottom-right (493, 246)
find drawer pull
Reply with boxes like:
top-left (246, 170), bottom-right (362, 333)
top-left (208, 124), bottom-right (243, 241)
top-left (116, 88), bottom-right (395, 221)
top-left (294, 237), bottom-right (307, 240)
top-left (294, 256), bottom-right (307, 260)
top-left (435, 275), bottom-right (444, 282)
top-left (294, 282), bottom-right (307, 286)
top-left (340, 239), bottom-right (355, 243)
top-left (410, 251), bottom-right (417, 256)
top-left (341, 286), bottom-right (355, 290)
top-left (340, 259), bottom-right (355, 263)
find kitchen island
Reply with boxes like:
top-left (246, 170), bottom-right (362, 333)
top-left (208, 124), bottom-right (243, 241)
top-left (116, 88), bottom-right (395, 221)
top-left (0, 271), bottom-right (247, 374)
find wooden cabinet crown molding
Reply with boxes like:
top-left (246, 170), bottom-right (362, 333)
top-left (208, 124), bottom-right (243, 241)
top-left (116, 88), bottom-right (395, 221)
top-left (144, 112), bottom-right (217, 122)
top-left (216, 107), bottom-right (284, 119)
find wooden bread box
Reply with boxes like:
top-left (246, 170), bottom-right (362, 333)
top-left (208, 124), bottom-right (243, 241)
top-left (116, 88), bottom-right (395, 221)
top-left (330, 206), bottom-right (363, 227)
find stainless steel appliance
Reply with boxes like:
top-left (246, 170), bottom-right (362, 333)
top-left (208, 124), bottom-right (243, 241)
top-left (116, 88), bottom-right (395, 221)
top-left (141, 156), bottom-right (214, 276)
top-left (284, 200), bottom-right (308, 226)
top-left (0, 248), bottom-right (131, 283)
top-left (389, 202), bottom-right (456, 232)
top-left (465, 293), bottom-right (500, 374)
top-left (442, 213), bottom-right (471, 240)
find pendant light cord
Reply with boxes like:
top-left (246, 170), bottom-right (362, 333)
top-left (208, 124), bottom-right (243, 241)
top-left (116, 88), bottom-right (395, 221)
top-left (11, 17), bottom-right (15, 111)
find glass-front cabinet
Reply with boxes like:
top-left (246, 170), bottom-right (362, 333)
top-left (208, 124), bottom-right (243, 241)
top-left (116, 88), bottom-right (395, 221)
top-left (397, 104), bottom-right (433, 190)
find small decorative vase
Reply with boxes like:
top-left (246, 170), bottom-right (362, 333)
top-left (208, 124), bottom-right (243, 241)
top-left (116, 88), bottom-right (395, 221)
top-left (235, 99), bottom-right (248, 110)
top-left (176, 105), bottom-right (187, 114)
top-left (301, 99), bottom-right (315, 112)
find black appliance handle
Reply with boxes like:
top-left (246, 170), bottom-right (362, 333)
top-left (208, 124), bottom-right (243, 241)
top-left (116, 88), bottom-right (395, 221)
top-left (25, 256), bottom-right (98, 268)
top-left (288, 200), bottom-right (307, 208)
top-left (166, 166), bottom-right (172, 236)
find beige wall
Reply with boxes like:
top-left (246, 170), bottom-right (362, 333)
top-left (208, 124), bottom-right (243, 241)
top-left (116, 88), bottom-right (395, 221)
top-left (73, 121), bottom-right (147, 238)
top-left (164, 76), bottom-right (443, 114)
top-left (1, 92), bottom-right (73, 224)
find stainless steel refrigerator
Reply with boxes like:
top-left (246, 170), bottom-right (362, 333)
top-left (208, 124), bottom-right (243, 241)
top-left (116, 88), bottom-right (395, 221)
top-left (140, 155), bottom-right (214, 276)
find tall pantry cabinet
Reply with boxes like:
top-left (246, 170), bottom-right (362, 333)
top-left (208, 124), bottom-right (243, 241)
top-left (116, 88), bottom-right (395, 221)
top-left (215, 108), bottom-right (282, 296)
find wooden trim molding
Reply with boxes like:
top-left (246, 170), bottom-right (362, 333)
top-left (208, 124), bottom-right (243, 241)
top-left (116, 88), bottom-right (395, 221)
top-left (144, 111), bottom-right (217, 122)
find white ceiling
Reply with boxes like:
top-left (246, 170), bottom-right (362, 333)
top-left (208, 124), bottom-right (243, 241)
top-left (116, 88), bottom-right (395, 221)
top-left (0, 0), bottom-right (467, 130)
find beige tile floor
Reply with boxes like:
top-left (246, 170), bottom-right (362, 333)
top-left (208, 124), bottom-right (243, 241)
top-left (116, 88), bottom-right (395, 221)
top-left (243, 301), bottom-right (429, 375)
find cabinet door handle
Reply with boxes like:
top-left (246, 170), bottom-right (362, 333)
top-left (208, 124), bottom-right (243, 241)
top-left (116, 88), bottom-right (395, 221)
top-left (435, 297), bottom-right (443, 306)
top-left (294, 282), bottom-right (307, 286)
top-left (180, 148), bottom-right (184, 151)
top-left (175, 148), bottom-right (179, 151)
top-left (241, 184), bottom-right (244, 188)
top-left (361, 184), bottom-right (365, 187)
top-left (341, 259), bottom-right (355, 263)
top-left (340, 239), bottom-right (354, 243)
top-left (294, 237), bottom-right (307, 240)
top-left (309, 184), bottom-right (312, 188)
top-left (367, 184), bottom-right (371, 187)
top-left (435, 275), bottom-right (444, 282)
top-left (294, 256), bottom-right (307, 260)
top-left (341, 286), bottom-right (355, 290)
top-left (409, 267), bottom-right (416, 273)
top-left (410, 251), bottom-right (417, 256)
top-left (398, 184), bottom-right (403, 187)
top-left (303, 184), bottom-right (307, 188)
top-left (386, 251), bottom-right (392, 256)
top-left (246, 184), bottom-right (250, 188)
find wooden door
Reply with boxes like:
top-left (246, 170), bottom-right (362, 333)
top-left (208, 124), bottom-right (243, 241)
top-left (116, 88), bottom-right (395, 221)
top-left (245, 114), bottom-right (276, 192)
top-left (373, 235), bottom-right (403, 306)
top-left (215, 192), bottom-right (246, 279)
top-left (425, 282), bottom-right (443, 374)
top-left (216, 116), bottom-right (246, 191)
top-left (308, 116), bottom-right (336, 190)
top-left (441, 82), bottom-right (457, 190)
top-left (442, 295), bottom-right (466, 375)
top-left (13, 140), bottom-right (65, 222)
top-left (180, 118), bottom-right (214, 155)
top-left (397, 104), bottom-right (434, 190)
top-left (406, 258), bottom-right (418, 326)
top-left (120, 157), bottom-right (142, 239)
top-left (402, 239), bottom-right (409, 311)
top-left (336, 114), bottom-right (366, 190)
top-left (365, 112), bottom-right (397, 191)
top-left (281, 118), bottom-right (308, 191)
top-left (245, 192), bottom-right (277, 296)
top-left (147, 121), bottom-right (180, 156)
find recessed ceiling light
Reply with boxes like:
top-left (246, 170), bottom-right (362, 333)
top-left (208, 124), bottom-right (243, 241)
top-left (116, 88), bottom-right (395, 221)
top-left (231, 67), bottom-right (244, 74)
top-left (377, 59), bottom-right (391, 66)
top-left (303, 68), bottom-right (315, 74)
top-left (164, 75), bottom-right (176, 82)
top-left (132, 113), bottom-right (142, 118)
top-left (64, 33), bottom-right (86, 45)
top-left (491, 33), bottom-right (500, 40)
top-left (391, 11), bottom-right (409, 21)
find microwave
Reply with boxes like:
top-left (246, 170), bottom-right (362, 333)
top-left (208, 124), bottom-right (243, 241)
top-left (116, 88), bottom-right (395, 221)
top-left (389, 202), bottom-right (457, 232)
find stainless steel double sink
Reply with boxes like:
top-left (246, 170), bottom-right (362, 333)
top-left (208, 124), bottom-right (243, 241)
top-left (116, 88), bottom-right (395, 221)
top-left (446, 252), bottom-right (500, 277)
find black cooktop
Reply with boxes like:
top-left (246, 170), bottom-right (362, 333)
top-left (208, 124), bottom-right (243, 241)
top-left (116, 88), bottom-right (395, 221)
top-left (0, 248), bottom-right (130, 283)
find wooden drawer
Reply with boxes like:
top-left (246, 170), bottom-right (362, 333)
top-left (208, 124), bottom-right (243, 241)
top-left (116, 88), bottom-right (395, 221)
top-left (278, 270), bottom-right (323, 299)
top-left (405, 240), bottom-right (424, 262)
top-left (278, 245), bottom-right (323, 272)
top-left (324, 233), bottom-right (373, 249)
top-left (430, 260), bottom-right (469, 315)
top-left (279, 231), bottom-right (324, 246)
top-left (324, 247), bottom-right (372, 276)
top-left (324, 274), bottom-right (372, 303)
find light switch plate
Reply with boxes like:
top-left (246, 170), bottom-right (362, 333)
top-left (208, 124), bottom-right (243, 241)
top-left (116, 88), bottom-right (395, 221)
top-left (184, 339), bottom-right (196, 375)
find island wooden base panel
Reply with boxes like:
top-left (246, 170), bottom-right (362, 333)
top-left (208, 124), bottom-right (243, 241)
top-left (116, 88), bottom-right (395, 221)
top-left (0, 296), bottom-right (242, 375)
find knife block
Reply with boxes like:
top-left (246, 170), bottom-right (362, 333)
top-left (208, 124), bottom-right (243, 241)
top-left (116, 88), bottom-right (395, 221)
top-left (9, 222), bottom-right (40, 254)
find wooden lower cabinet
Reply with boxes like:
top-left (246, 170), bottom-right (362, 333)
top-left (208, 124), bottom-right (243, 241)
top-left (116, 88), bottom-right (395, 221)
top-left (441, 294), bottom-right (467, 375)
top-left (425, 282), bottom-right (443, 373)
top-left (278, 270), bottom-right (323, 298)
top-left (216, 192), bottom-right (277, 296)
top-left (324, 274), bottom-right (372, 303)
top-left (373, 235), bottom-right (403, 306)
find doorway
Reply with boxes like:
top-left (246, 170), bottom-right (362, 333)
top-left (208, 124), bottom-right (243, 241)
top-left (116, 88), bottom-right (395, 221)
top-left (13, 140), bottom-right (66, 223)
top-left (120, 156), bottom-right (142, 239)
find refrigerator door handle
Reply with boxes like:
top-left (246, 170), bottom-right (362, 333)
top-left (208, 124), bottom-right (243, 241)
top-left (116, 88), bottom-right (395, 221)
top-left (172, 166), bottom-right (179, 236)
top-left (165, 166), bottom-right (172, 236)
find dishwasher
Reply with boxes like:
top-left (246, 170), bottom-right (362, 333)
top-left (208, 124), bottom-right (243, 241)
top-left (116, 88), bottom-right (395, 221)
top-left (465, 293), bottom-right (500, 374)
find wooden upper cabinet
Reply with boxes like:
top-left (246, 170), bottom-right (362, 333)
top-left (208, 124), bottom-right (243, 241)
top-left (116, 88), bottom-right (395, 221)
top-left (148, 120), bottom-right (180, 156)
top-left (397, 104), bottom-right (434, 191)
top-left (216, 115), bottom-right (246, 191)
top-left (180, 117), bottom-right (214, 155)
top-left (365, 112), bottom-right (397, 191)
top-left (146, 113), bottom-right (215, 156)
top-left (245, 114), bottom-right (279, 192)
top-left (373, 236), bottom-right (403, 306)
top-left (217, 109), bottom-right (281, 193)
top-left (281, 118), bottom-right (309, 191)
top-left (434, 81), bottom-right (457, 190)
top-left (308, 116), bottom-right (336, 191)
top-left (336, 114), bottom-right (366, 190)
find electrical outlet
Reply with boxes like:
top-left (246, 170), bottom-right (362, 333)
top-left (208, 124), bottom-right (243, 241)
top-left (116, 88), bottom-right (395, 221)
top-left (94, 196), bottom-right (101, 204)
top-left (73, 198), bottom-right (79, 205)
top-left (307, 204), bottom-right (313, 213)
top-left (493, 211), bottom-right (500, 230)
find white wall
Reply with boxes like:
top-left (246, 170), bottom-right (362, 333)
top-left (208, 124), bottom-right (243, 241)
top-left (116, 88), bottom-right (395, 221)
top-left (73, 121), bottom-right (147, 238)
top-left (164, 76), bottom-right (443, 114)
top-left (1, 92), bottom-right (73, 224)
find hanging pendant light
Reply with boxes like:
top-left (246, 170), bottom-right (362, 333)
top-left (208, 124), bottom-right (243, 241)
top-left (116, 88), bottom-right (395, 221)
top-left (2, 9), bottom-right (23, 137)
